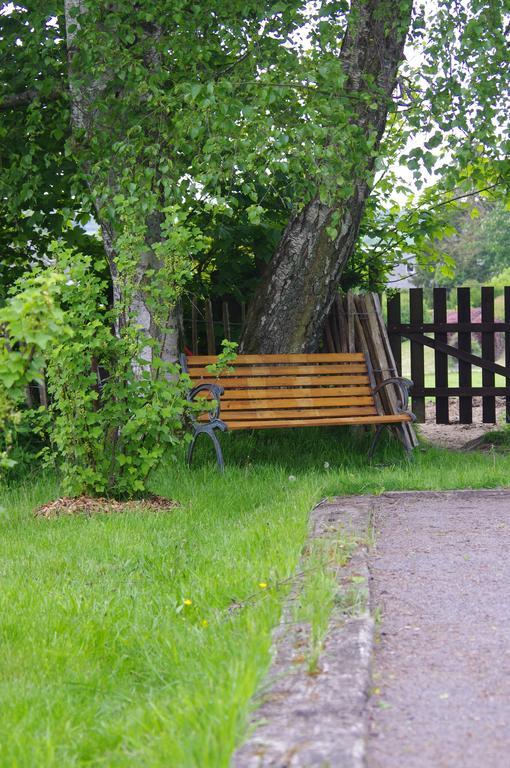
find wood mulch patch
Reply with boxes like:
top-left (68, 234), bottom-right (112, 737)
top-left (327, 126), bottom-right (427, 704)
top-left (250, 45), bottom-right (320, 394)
top-left (34, 495), bottom-right (180, 519)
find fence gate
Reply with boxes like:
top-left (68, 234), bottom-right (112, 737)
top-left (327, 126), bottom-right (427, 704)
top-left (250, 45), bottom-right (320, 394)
top-left (387, 287), bottom-right (510, 424)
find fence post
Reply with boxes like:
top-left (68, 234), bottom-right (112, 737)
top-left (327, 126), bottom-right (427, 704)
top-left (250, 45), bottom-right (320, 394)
top-left (205, 299), bottom-right (216, 355)
top-left (191, 303), bottom-right (199, 355)
top-left (222, 302), bottom-right (231, 341)
top-left (409, 288), bottom-right (425, 422)
top-left (38, 378), bottom-right (48, 407)
top-left (346, 293), bottom-right (356, 353)
top-left (457, 287), bottom-right (472, 424)
top-left (433, 288), bottom-right (449, 424)
top-left (481, 286), bottom-right (496, 423)
top-left (386, 292), bottom-right (402, 375)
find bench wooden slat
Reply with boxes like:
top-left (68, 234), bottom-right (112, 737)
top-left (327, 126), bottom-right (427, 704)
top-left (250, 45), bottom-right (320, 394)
top-left (201, 386), bottom-right (373, 400)
top-left (187, 353), bottom-right (366, 365)
top-left (225, 413), bottom-right (412, 430)
top-left (188, 363), bottom-right (368, 378)
top-left (220, 396), bottom-right (375, 411)
top-left (189, 375), bottom-right (371, 388)
top-left (201, 406), bottom-right (378, 421)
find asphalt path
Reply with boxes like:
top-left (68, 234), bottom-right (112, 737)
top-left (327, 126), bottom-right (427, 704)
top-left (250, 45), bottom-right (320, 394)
top-left (368, 490), bottom-right (510, 768)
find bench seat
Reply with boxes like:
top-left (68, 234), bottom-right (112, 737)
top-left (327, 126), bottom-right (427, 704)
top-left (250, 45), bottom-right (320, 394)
top-left (180, 352), bottom-right (415, 469)
top-left (223, 413), bottom-right (412, 430)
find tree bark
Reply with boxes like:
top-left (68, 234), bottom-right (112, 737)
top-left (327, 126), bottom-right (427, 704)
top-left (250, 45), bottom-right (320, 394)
top-left (101, 217), bottom-right (181, 367)
top-left (64, 0), bottom-right (180, 366)
top-left (241, 0), bottom-right (413, 353)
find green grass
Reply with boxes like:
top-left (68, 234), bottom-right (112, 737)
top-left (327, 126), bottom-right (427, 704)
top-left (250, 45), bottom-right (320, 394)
top-left (294, 537), bottom-right (339, 673)
top-left (469, 424), bottom-right (510, 451)
top-left (295, 525), bottom-right (365, 673)
top-left (2, 427), bottom-right (510, 766)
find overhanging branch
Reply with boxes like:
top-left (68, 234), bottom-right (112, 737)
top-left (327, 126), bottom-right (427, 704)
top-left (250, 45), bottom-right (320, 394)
top-left (0, 88), bottom-right (61, 111)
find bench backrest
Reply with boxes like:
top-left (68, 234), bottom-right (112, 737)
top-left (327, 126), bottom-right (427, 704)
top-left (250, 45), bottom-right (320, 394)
top-left (184, 353), bottom-right (379, 427)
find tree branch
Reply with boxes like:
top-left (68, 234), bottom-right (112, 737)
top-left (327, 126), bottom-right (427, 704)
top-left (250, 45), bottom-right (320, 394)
top-left (0, 89), bottom-right (61, 111)
top-left (425, 181), bottom-right (504, 211)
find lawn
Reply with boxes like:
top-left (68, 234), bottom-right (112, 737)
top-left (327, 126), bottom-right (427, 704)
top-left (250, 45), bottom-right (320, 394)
top-left (2, 426), bottom-right (510, 767)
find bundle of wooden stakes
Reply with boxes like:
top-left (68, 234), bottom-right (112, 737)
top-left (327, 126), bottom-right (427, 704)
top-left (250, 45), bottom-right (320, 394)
top-left (323, 292), bottom-right (418, 450)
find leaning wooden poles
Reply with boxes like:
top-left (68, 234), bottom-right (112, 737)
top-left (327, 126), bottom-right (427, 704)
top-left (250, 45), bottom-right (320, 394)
top-left (324, 292), bottom-right (418, 449)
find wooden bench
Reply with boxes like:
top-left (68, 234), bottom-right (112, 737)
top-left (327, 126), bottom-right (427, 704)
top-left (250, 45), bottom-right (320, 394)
top-left (180, 352), bottom-right (415, 470)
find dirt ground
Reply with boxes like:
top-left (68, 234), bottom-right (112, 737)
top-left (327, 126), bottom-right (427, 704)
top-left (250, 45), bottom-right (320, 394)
top-left (418, 398), bottom-right (506, 450)
top-left (368, 490), bottom-right (510, 768)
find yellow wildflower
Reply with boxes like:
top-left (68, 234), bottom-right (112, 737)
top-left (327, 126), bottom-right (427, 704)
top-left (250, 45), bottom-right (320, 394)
top-left (183, 599), bottom-right (192, 606)
top-left (258, 582), bottom-right (268, 589)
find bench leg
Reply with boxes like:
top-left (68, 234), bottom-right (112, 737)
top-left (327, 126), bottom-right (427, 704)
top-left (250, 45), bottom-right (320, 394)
top-left (368, 425), bottom-right (385, 460)
top-left (398, 422), bottom-right (414, 457)
top-left (369, 423), bottom-right (415, 460)
top-left (187, 424), bottom-right (225, 472)
top-left (186, 433), bottom-right (198, 468)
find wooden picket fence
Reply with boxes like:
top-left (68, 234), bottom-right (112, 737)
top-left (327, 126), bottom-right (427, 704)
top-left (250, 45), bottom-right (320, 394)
top-left (183, 299), bottom-right (246, 355)
top-left (386, 287), bottom-right (510, 424)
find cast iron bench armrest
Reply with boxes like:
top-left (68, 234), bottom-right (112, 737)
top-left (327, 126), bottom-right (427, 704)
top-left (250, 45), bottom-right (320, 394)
top-left (185, 382), bottom-right (227, 471)
top-left (186, 382), bottom-right (224, 424)
top-left (372, 377), bottom-right (415, 421)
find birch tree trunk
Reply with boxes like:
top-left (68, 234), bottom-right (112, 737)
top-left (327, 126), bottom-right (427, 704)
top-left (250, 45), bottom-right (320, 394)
top-left (241, 0), bottom-right (413, 354)
top-left (64, 0), bottom-right (180, 365)
top-left (101, 217), bottom-right (181, 367)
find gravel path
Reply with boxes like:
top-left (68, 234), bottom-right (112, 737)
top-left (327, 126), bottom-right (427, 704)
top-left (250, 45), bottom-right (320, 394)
top-left (368, 489), bottom-right (510, 768)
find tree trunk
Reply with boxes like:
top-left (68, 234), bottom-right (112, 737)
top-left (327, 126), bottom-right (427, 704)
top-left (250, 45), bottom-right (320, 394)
top-left (241, 0), bottom-right (413, 354)
top-left (64, 0), bottom-right (180, 366)
top-left (101, 218), bottom-right (181, 366)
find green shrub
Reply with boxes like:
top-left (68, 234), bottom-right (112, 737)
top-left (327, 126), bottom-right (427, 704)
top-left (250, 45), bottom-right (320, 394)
top-left (2, 240), bottom-right (234, 498)
top-left (0, 271), bottom-right (69, 474)
top-left (42, 248), bottom-right (192, 498)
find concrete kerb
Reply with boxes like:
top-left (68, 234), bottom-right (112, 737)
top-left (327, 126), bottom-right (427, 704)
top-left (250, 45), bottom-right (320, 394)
top-left (233, 495), bottom-right (376, 768)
